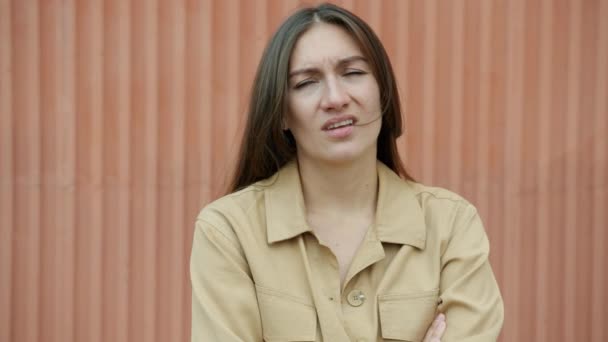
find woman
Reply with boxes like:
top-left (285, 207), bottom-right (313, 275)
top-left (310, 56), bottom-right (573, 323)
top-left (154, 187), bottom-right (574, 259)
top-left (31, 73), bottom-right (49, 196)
top-left (190, 3), bottom-right (503, 341)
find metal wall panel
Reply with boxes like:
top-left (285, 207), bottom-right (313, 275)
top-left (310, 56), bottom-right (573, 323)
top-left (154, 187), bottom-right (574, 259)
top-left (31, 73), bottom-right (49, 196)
top-left (1, 0), bottom-right (606, 341)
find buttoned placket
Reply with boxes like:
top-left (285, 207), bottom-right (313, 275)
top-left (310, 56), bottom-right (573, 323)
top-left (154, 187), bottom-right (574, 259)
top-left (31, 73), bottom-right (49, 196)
top-left (302, 226), bottom-right (386, 341)
top-left (340, 227), bottom-right (385, 340)
top-left (300, 233), bottom-right (349, 341)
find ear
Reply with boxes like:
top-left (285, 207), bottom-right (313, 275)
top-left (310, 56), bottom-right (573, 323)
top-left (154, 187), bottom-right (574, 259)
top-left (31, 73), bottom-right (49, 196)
top-left (281, 118), bottom-right (289, 131)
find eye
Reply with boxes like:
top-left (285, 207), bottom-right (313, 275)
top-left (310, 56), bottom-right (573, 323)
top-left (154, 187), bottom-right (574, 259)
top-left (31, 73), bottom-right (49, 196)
top-left (344, 69), bottom-right (366, 76)
top-left (294, 79), bottom-right (316, 89)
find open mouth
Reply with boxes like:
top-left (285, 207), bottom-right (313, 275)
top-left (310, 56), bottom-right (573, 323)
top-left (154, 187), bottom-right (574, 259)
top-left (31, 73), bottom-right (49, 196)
top-left (325, 119), bottom-right (354, 130)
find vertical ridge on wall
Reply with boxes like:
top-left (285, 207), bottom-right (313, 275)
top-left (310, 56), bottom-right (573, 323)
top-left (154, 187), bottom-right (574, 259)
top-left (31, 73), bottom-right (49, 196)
top-left (520, 0), bottom-right (540, 339)
top-left (57, 0), bottom-right (77, 340)
top-left (128, 1), bottom-right (158, 341)
top-left (11, 1), bottom-right (41, 342)
top-left (421, 0), bottom-right (437, 185)
top-left (184, 0), bottom-right (203, 339)
top-left (210, 0), bottom-right (239, 196)
top-left (0, 0), bottom-right (12, 340)
top-left (503, 0), bottom-right (525, 339)
top-left (173, 1), bottom-right (186, 340)
top-left (430, 0), bottom-right (453, 191)
top-left (461, 0), bottom-right (481, 203)
top-left (547, 1), bottom-right (568, 340)
top-left (393, 0), bottom-right (410, 165)
top-left (199, 0), bottom-right (213, 203)
top-left (591, 2), bottom-right (608, 341)
top-left (575, 1), bottom-right (598, 340)
top-left (101, 1), bottom-right (131, 341)
top-left (236, 0), bottom-right (255, 140)
top-left (74, 1), bottom-right (104, 341)
top-left (486, 0), bottom-right (507, 293)
top-left (467, 1), bottom-right (479, 198)
top-left (156, 1), bottom-right (187, 341)
top-left (564, 0), bottom-right (581, 339)
top-left (404, 0), bottom-right (424, 181)
top-left (476, 0), bottom-right (492, 237)
top-left (221, 0), bottom-right (240, 181)
top-left (39, 1), bottom-right (58, 339)
top-left (448, 0), bottom-right (465, 191)
top-left (534, 0), bottom-right (553, 340)
top-left (37, 0), bottom-right (78, 341)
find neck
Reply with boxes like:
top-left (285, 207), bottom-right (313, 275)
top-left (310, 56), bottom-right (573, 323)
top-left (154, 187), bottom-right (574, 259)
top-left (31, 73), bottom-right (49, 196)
top-left (297, 154), bottom-right (378, 219)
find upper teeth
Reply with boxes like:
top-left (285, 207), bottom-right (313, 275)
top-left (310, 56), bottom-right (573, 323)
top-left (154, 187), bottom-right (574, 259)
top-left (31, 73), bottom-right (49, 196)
top-left (327, 119), bottom-right (353, 130)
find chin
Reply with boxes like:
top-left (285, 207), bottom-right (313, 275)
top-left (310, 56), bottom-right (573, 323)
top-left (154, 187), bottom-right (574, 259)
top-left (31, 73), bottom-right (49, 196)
top-left (297, 139), bottom-right (378, 166)
top-left (320, 146), bottom-right (375, 165)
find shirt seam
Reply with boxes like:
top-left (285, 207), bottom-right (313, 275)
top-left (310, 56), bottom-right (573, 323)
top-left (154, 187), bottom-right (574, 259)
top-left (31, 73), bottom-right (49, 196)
top-left (197, 218), bottom-right (242, 251)
top-left (225, 186), bottom-right (264, 199)
top-left (414, 190), bottom-right (470, 204)
top-left (255, 284), bottom-right (315, 307)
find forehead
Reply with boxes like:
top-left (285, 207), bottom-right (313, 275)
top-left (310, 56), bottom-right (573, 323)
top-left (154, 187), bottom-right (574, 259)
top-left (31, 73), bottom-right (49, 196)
top-left (290, 23), bottom-right (364, 68)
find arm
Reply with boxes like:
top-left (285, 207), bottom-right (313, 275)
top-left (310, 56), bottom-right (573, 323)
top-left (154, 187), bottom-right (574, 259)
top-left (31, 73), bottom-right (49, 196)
top-left (190, 217), bottom-right (262, 342)
top-left (438, 204), bottom-right (504, 341)
top-left (423, 313), bottom-right (447, 342)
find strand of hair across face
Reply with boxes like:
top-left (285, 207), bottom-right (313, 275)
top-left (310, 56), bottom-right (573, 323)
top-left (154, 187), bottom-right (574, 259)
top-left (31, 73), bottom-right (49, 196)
top-left (353, 111), bottom-right (384, 126)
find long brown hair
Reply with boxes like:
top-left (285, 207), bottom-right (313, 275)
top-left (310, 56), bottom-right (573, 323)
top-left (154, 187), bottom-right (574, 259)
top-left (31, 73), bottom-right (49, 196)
top-left (229, 3), bottom-right (413, 193)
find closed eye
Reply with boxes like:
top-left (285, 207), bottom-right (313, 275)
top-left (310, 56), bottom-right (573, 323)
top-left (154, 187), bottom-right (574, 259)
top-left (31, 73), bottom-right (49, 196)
top-left (294, 79), bottom-right (316, 89)
top-left (344, 69), bottom-right (366, 76)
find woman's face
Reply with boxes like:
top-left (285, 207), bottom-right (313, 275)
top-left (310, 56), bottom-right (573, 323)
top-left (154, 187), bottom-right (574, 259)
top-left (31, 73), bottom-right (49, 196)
top-left (285, 22), bottom-right (382, 166)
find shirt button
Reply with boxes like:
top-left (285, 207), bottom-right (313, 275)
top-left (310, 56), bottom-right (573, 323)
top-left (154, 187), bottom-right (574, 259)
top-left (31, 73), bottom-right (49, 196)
top-left (347, 290), bottom-right (366, 307)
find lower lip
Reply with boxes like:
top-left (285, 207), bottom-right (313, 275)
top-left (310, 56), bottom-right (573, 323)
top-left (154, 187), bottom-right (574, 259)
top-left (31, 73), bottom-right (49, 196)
top-left (324, 125), bottom-right (354, 139)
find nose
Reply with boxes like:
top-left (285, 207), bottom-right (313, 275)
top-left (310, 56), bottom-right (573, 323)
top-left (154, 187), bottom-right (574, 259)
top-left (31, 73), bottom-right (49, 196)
top-left (320, 77), bottom-right (349, 111)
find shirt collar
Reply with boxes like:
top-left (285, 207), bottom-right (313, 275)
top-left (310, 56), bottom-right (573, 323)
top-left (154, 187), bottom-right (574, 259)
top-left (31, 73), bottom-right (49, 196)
top-left (264, 161), bottom-right (427, 249)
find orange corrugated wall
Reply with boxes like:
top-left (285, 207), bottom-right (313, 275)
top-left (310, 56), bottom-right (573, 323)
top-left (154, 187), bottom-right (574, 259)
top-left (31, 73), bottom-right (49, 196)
top-left (1, 0), bottom-right (606, 341)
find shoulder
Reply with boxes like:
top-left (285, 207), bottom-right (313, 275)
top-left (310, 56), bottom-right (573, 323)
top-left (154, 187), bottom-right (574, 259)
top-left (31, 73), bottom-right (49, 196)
top-left (408, 182), bottom-right (475, 211)
top-left (378, 162), bottom-right (477, 221)
top-left (406, 182), bottom-right (481, 233)
top-left (377, 163), bottom-right (480, 238)
top-left (409, 183), bottom-right (490, 258)
top-left (197, 184), bottom-right (263, 222)
top-left (195, 177), bottom-right (274, 238)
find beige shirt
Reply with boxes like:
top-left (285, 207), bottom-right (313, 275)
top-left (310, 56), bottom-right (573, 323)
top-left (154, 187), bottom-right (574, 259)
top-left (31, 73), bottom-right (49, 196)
top-left (190, 161), bottom-right (504, 341)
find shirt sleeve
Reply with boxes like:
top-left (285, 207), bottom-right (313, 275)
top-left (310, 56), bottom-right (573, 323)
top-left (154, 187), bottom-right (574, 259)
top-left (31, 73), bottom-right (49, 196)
top-left (438, 203), bottom-right (504, 341)
top-left (190, 217), bottom-right (263, 342)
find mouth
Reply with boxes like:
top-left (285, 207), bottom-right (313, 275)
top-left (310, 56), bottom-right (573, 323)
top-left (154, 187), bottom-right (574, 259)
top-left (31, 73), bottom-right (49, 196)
top-left (326, 119), bottom-right (354, 130)
top-left (322, 116), bottom-right (357, 131)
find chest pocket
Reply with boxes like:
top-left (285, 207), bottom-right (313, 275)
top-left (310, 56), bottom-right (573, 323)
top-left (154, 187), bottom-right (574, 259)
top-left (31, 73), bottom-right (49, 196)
top-left (378, 289), bottom-right (439, 341)
top-left (255, 285), bottom-right (317, 341)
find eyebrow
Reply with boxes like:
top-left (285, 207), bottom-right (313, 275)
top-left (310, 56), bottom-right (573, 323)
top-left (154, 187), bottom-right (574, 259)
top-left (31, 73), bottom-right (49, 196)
top-left (288, 55), bottom-right (368, 79)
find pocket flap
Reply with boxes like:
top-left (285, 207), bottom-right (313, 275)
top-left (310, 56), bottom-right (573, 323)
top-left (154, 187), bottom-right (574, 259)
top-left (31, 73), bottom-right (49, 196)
top-left (378, 289), bottom-right (439, 341)
top-left (256, 285), bottom-right (317, 341)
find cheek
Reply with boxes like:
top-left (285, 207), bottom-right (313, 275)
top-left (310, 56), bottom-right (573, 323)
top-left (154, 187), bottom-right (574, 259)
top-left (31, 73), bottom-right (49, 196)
top-left (286, 99), bottom-right (314, 129)
top-left (285, 109), bottom-right (302, 130)
top-left (365, 84), bottom-right (382, 109)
